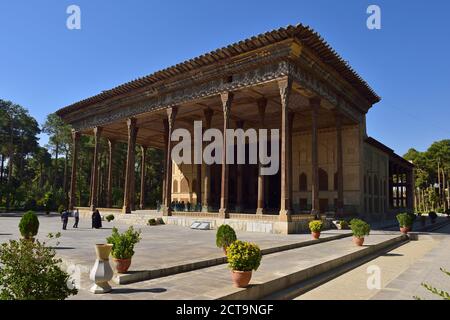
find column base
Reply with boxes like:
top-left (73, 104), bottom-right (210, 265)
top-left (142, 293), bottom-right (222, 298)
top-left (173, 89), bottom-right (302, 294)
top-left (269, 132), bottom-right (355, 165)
top-left (256, 207), bottom-right (265, 215)
top-left (161, 206), bottom-right (172, 216)
top-left (122, 206), bottom-right (131, 214)
top-left (278, 210), bottom-right (292, 222)
top-left (219, 208), bottom-right (229, 219)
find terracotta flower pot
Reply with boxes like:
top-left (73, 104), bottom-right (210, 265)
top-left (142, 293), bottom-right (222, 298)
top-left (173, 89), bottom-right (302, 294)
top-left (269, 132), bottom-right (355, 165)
top-left (400, 226), bottom-right (411, 234)
top-left (113, 258), bottom-right (132, 273)
top-left (353, 236), bottom-right (364, 246)
top-left (311, 231), bottom-right (321, 240)
top-left (231, 270), bottom-right (252, 288)
top-left (95, 244), bottom-right (113, 261)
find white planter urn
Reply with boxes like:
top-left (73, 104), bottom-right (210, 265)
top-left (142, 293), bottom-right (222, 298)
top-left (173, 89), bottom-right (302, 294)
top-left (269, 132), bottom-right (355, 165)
top-left (89, 244), bottom-right (114, 294)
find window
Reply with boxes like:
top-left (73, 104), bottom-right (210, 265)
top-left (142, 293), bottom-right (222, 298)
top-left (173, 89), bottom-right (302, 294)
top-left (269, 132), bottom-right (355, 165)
top-left (180, 178), bottom-right (190, 193)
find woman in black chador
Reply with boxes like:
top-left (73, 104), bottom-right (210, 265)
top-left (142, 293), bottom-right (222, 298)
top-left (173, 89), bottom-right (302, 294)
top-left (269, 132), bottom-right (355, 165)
top-left (91, 209), bottom-right (102, 229)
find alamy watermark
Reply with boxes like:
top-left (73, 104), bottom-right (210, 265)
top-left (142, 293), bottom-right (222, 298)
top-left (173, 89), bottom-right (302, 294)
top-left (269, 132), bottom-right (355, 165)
top-left (367, 5), bottom-right (381, 30)
top-left (366, 265), bottom-right (381, 290)
top-left (66, 5), bottom-right (81, 30)
top-left (171, 121), bottom-right (279, 176)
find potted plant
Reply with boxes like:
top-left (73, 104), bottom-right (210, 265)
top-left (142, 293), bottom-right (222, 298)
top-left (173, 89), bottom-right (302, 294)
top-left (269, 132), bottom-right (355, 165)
top-left (105, 214), bottom-right (115, 222)
top-left (350, 218), bottom-right (370, 246)
top-left (148, 218), bottom-right (157, 226)
top-left (216, 224), bottom-right (237, 255)
top-left (106, 226), bottom-right (142, 273)
top-left (227, 240), bottom-right (262, 288)
top-left (309, 220), bottom-right (323, 239)
top-left (18, 211), bottom-right (40, 241)
top-left (396, 213), bottom-right (414, 234)
top-left (429, 211), bottom-right (437, 224)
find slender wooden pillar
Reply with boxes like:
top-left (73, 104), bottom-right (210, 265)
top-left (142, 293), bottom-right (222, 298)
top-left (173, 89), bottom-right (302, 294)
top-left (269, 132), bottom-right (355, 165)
top-left (202, 109), bottom-right (213, 212)
top-left (219, 92), bottom-right (233, 218)
top-left (139, 145), bottom-right (147, 210)
top-left (122, 118), bottom-right (137, 214)
top-left (278, 78), bottom-right (292, 220)
top-left (68, 130), bottom-right (80, 211)
top-left (89, 127), bottom-right (102, 211)
top-left (163, 107), bottom-right (178, 216)
top-left (310, 97), bottom-right (321, 217)
top-left (256, 98), bottom-right (267, 215)
top-left (235, 120), bottom-right (245, 212)
top-left (288, 111), bottom-right (295, 212)
top-left (106, 139), bottom-right (115, 208)
top-left (162, 119), bottom-right (169, 207)
top-left (335, 109), bottom-right (344, 217)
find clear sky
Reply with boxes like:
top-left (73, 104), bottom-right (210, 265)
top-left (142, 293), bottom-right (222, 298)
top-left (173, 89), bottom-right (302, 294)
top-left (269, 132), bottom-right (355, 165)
top-left (1, 0), bottom-right (449, 155)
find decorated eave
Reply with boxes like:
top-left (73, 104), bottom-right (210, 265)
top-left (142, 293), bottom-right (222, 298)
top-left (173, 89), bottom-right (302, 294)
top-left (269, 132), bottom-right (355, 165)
top-left (56, 23), bottom-right (380, 118)
top-left (366, 137), bottom-right (414, 168)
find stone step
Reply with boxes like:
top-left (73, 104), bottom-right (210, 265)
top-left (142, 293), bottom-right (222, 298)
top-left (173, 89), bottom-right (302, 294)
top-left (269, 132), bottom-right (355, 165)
top-left (217, 233), bottom-right (409, 300)
top-left (114, 231), bottom-right (353, 285)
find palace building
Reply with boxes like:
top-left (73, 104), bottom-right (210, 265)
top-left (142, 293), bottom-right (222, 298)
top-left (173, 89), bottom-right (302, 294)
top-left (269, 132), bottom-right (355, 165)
top-left (56, 24), bottom-right (414, 234)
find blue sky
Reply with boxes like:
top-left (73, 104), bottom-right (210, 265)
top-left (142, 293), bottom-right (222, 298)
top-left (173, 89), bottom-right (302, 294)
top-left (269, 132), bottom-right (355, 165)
top-left (0, 0), bottom-right (449, 155)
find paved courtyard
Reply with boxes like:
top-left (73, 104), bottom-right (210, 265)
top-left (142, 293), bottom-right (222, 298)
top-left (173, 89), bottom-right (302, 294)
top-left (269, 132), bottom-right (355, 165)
top-left (2, 213), bottom-right (449, 300)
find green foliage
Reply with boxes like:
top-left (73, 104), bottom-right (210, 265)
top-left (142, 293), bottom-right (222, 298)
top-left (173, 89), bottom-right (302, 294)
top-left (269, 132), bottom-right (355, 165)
top-left (396, 213), bottom-right (414, 227)
top-left (338, 220), bottom-right (349, 229)
top-left (148, 218), bottom-right (157, 226)
top-left (216, 224), bottom-right (237, 248)
top-left (18, 211), bottom-right (39, 239)
top-left (350, 218), bottom-right (371, 238)
top-left (309, 220), bottom-right (323, 232)
top-left (105, 214), bottom-right (115, 222)
top-left (227, 240), bottom-right (262, 272)
top-left (57, 204), bottom-right (65, 214)
top-left (41, 191), bottom-right (55, 213)
top-left (107, 227), bottom-right (142, 259)
top-left (0, 238), bottom-right (77, 300)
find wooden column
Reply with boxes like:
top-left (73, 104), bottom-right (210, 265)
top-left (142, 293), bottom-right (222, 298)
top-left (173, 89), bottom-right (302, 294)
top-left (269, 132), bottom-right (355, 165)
top-left (278, 78), bottom-right (292, 220)
top-left (106, 139), bottom-right (115, 208)
top-left (163, 107), bottom-right (178, 216)
top-left (288, 111), bottom-right (295, 211)
top-left (335, 109), bottom-right (344, 217)
top-left (256, 98), bottom-right (267, 215)
top-left (388, 163), bottom-right (393, 209)
top-left (310, 97), bottom-right (321, 217)
top-left (139, 145), bottom-right (147, 210)
top-left (202, 109), bottom-right (213, 212)
top-left (219, 92), bottom-right (233, 218)
top-left (235, 120), bottom-right (245, 212)
top-left (89, 127), bottom-right (102, 211)
top-left (68, 130), bottom-right (80, 211)
top-left (162, 119), bottom-right (169, 207)
top-left (122, 118), bottom-right (137, 214)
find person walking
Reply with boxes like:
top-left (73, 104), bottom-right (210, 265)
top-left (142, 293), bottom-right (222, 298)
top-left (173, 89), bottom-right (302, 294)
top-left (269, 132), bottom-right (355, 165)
top-left (92, 209), bottom-right (102, 229)
top-left (61, 210), bottom-right (69, 230)
top-left (73, 208), bottom-right (79, 228)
